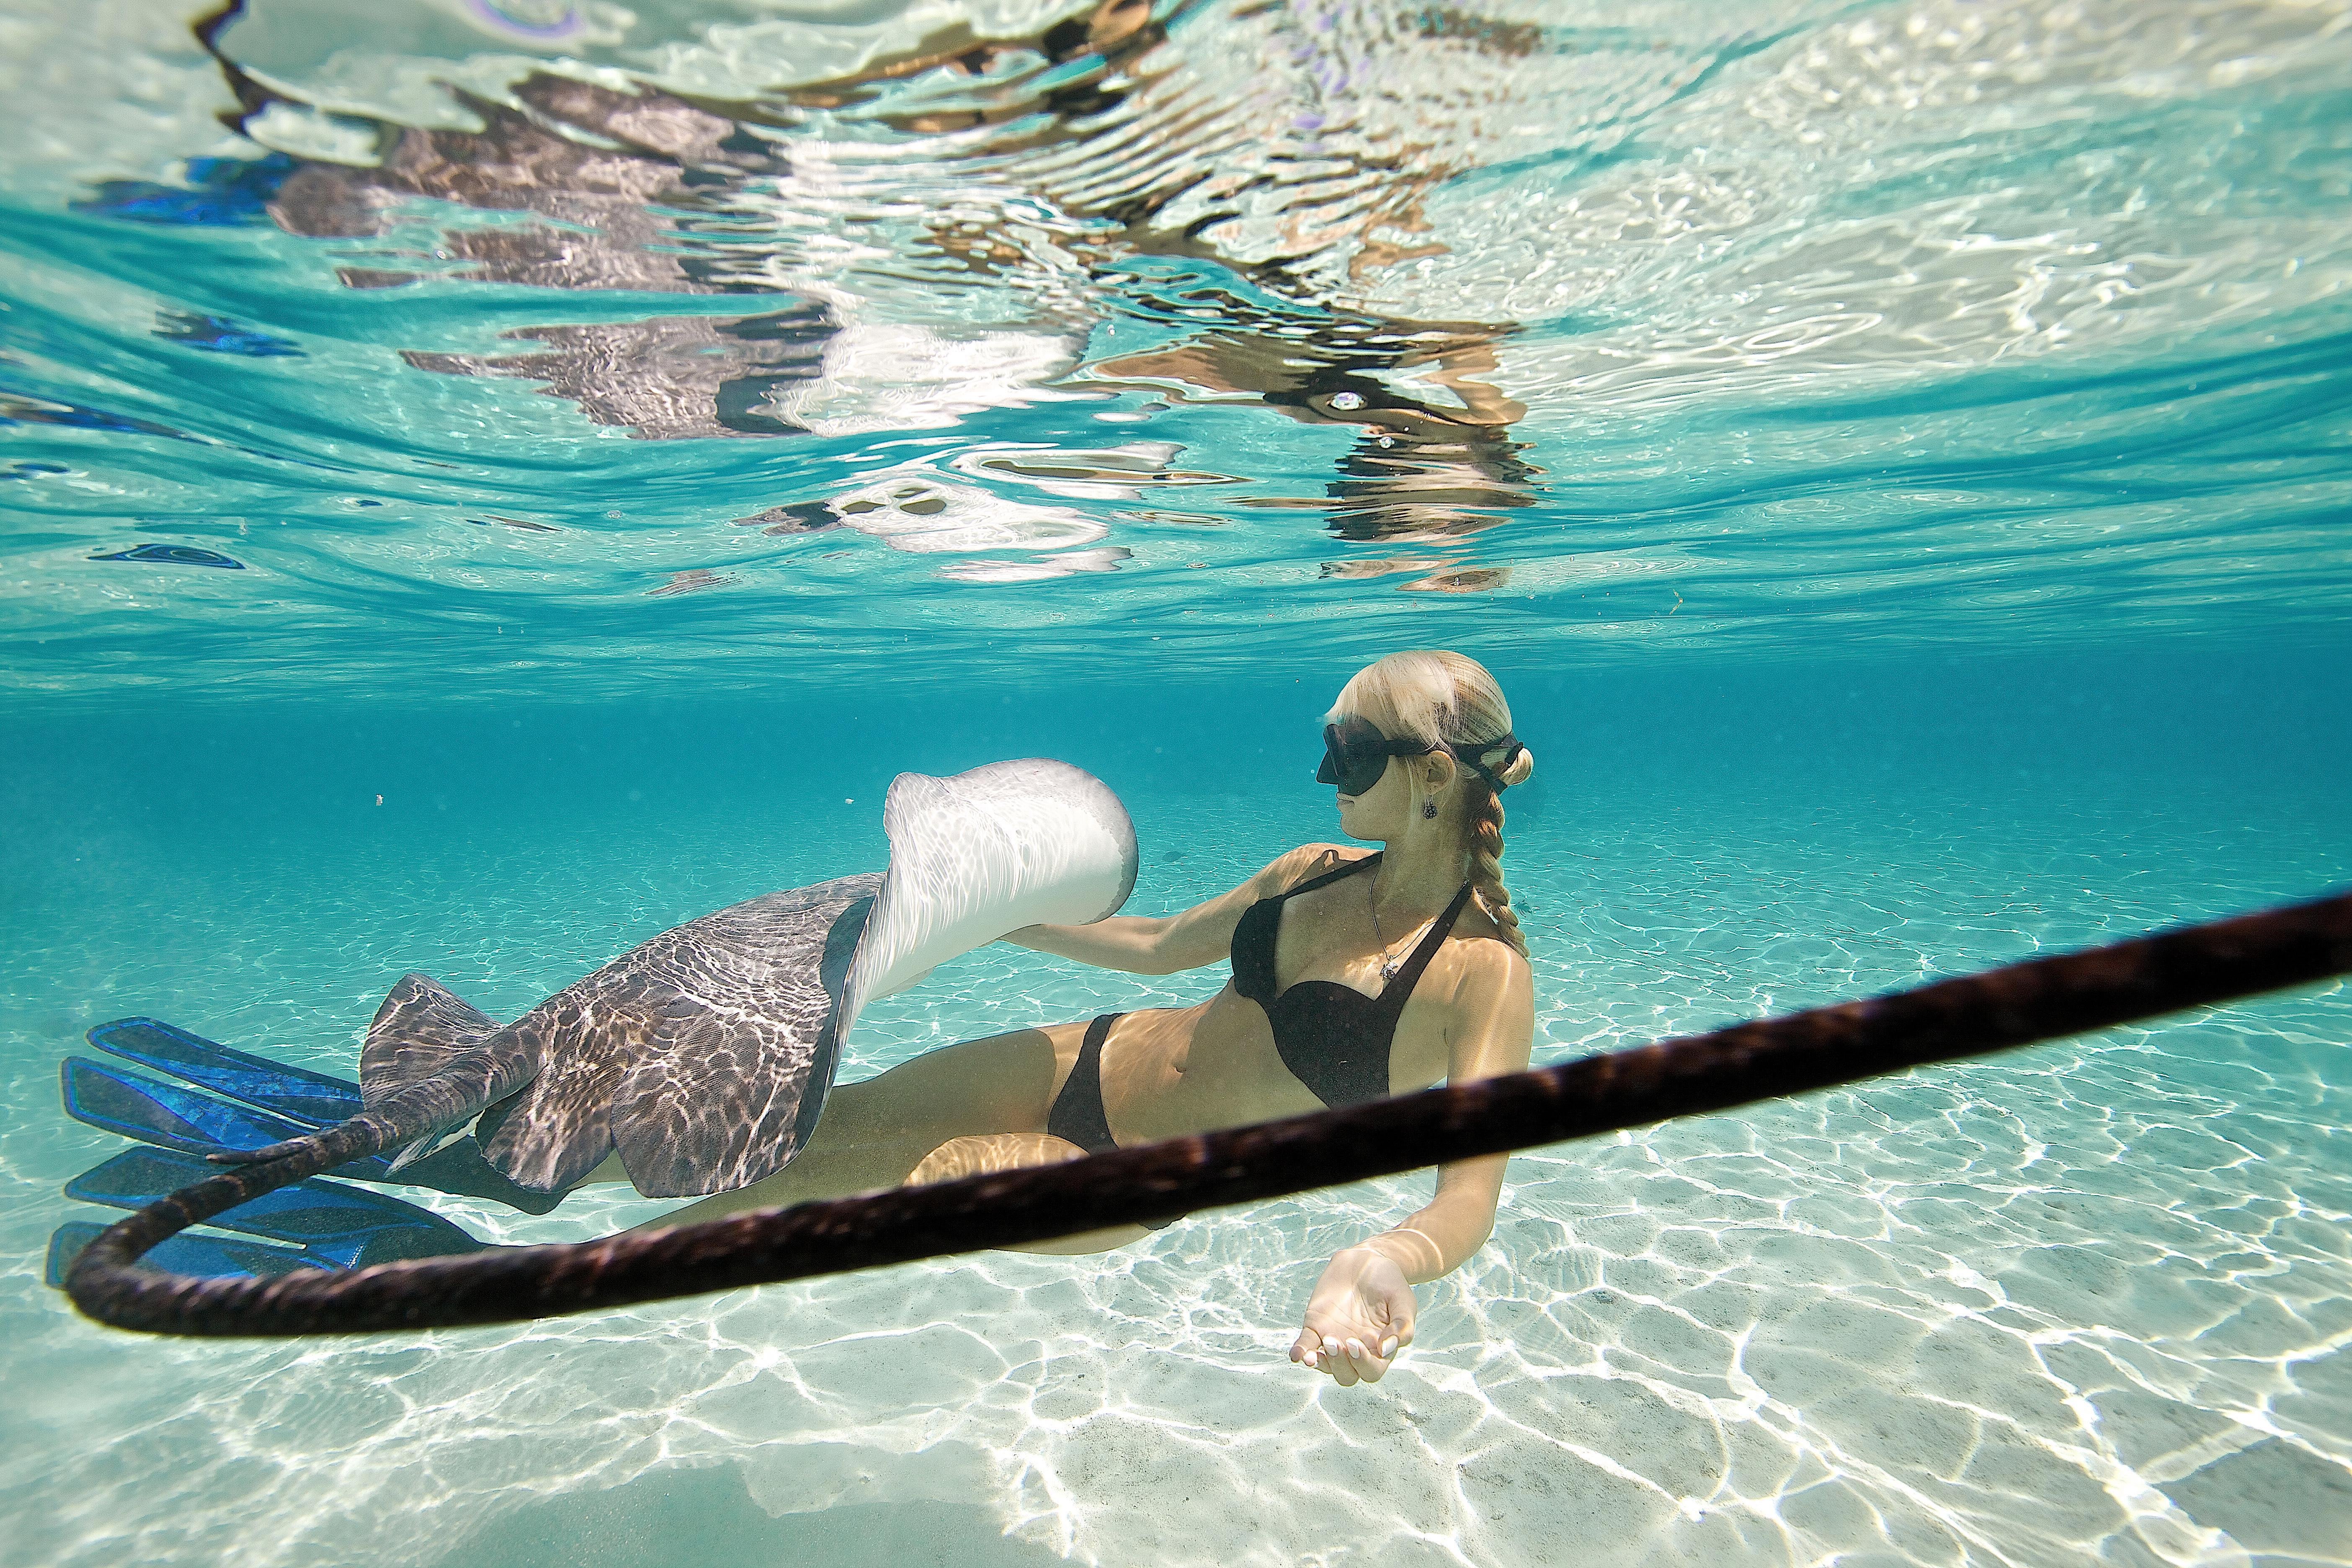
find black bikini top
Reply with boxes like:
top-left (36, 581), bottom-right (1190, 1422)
top-left (1230, 852), bottom-right (1475, 1109)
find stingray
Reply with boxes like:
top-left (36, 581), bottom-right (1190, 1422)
top-left (214, 758), bottom-right (1137, 1201)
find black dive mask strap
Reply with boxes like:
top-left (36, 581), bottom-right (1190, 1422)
top-left (1452, 734), bottom-right (1524, 792)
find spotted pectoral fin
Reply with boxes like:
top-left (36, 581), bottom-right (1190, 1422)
top-left (358, 973), bottom-right (501, 1109)
top-left (606, 1002), bottom-right (829, 1198)
top-left (606, 895), bottom-right (872, 1198)
top-left (474, 879), bottom-right (875, 1200)
top-left (474, 1012), bottom-right (624, 1196)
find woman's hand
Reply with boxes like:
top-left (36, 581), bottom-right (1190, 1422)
top-left (1290, 1245), bottom-right (1417, 1386)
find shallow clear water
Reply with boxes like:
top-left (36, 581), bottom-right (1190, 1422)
top-left (3, 0), bottom-right (2349, 1563)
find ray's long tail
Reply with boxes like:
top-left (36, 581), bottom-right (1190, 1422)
top-left (67, 975), bottom-right (546, 1308)
top-left (218, 972), bottom-right (529, 1170)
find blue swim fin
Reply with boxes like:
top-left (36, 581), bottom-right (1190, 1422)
top-left (45, 1220), bottom-right (326, 1288)
top-left (86, 1017), bottom-right (362, 1126)
top-left (60, 1051), bottom-right (567, 1214)
top-left (64, 1145), bottom-right (487, 1267)
top-left (62, 1055), bottom-right (397, 1175)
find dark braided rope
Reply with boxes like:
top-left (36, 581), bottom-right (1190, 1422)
top-left (67, 889), bottom-right (2352, 1338)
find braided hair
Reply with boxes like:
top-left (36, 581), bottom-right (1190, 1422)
top-left (1329, 650), bottom-right (1537, 957)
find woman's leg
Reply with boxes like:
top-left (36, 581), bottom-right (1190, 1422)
top-left (902, 1132), bottom-right (1155, 1254)
top-left (635, 1021), bottom-right (1086, 1228)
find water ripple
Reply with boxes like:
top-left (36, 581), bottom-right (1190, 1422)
top-left (1, 0), bottom-right (2348, 696)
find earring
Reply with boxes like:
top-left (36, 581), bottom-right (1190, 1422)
top-left (1421, 799), bottom-right (1438, 820)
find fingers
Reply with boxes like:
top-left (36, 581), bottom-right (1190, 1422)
top-left (1294, 1328), bottom-right (1400, 1385)
top-left (1294, 1327), bottom-right (1350, 1380)
top-left (1374, 1298), bottom-right (1415, 1362)
top-left (1330, 1333), bottom-right (1392, 1384)
top-left (1293, 1325), bottom-right (1346, 1375)
top-left (1380, 1282), bottom-right (1418, 1345)
top-left (1292, 1243), bottom-right (1429, 1387)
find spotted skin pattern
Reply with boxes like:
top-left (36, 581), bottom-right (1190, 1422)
top-left (361, 875), bottom-right (880, 1200)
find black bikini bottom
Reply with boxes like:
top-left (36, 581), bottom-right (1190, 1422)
top-left (1047, 1013), bottom-right (1122, 1153)
top-left (1045, 1013), bottom-right (1179, 1230)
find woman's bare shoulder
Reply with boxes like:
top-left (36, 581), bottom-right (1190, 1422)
top-left (1442, 907), bottom-right (1532, 990)
top-left (1256, 842), bottom-right (1369, 887)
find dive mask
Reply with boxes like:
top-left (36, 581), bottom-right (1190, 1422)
top-left (1317, 715), bottom-right (1433, 796)
top-left (1317, 716), bottom-right (1527, 797)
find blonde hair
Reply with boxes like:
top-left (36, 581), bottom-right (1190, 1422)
top-left (1329, 650), bottom-right (1537, 956)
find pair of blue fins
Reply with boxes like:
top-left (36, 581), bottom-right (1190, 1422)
top-left (46, 1019), bottom-right (529, 1288)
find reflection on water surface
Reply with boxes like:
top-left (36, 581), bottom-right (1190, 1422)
top-left (4, 0), bottom-right (2346, 694)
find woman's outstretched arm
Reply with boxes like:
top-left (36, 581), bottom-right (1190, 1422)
top-left (1003, 843), bottom-right (1360, 974)
top-left (1291, 935), bottom-right (1536, 1387)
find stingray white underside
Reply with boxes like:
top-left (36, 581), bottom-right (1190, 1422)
top-left (846, 758), bottom-right (1139, 1033)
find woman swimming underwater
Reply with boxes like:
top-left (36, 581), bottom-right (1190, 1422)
top-left (652, 649), bottom-right (1537, 1386)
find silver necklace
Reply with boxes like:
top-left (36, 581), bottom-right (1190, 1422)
top-left (1368, 881), bottom-right (1439, 982)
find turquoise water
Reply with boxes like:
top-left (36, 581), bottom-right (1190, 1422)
top-left (4, 0), bottom-right (2351, 1563)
